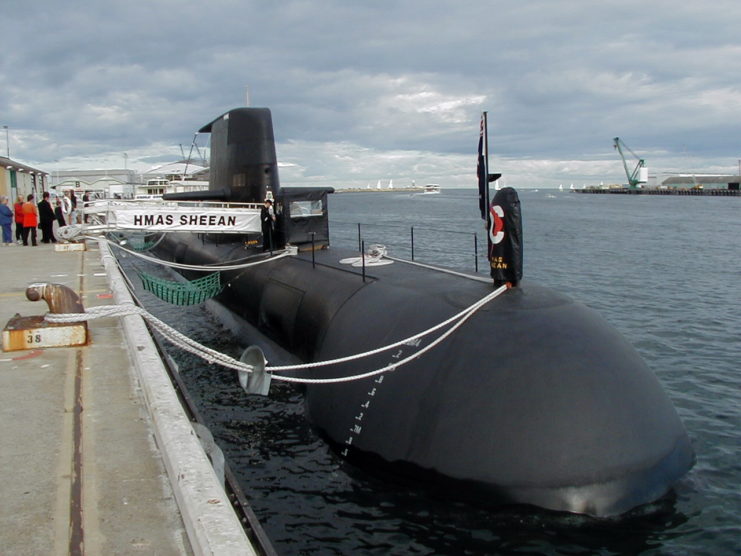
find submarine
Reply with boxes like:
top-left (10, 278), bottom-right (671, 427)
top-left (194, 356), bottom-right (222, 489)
top-left (149, 107), bottom-right (694, 517)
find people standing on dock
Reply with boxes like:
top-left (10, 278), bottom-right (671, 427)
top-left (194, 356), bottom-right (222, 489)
top-left (37, 191), bottom-right (56, 243)
top-left (21, 194), bottom-right (39, 246)
top-left (60, 191), bottom-right (73, 224)
top-left (261, 199), bottom-right (276, 251)
top-left (82, 191), bottom-right (90, 223)
top-left (13, 194), bottom-right (24, 244)
top-left (69, 190), bottom-right (79, 224)
top-left (55, 197), bottom-right (66, 228)
top-left (0, 196), bottom-right (13, 245)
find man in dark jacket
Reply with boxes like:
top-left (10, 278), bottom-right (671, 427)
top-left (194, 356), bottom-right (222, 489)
top-left (54, 197), bottom-right (66, 228)
top-left (37, 191), bottom-right (56, 243)
top-left (260, 199), bottom-right (276, 251)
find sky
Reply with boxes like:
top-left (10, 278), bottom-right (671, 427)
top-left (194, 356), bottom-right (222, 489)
top-left (3, 0), bottom-right (741, 188)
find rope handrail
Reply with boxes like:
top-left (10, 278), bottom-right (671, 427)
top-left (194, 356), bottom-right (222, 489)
top-left (99, 236), bottom-right (293, 271)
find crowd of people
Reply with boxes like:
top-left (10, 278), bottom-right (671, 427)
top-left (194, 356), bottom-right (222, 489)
top-left (0, 189), bottom-right (87, 247)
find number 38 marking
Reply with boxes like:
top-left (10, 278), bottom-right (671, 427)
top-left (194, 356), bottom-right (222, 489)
top-left (26, 332), bottom-right (42, 344)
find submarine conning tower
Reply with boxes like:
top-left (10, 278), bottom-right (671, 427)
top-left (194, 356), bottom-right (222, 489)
top-left (200, 107), bottom-right (281, 203)
top-left (163, 107), bottom-right (334, 249)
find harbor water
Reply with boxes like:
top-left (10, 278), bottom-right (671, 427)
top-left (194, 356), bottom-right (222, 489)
top-left (119, 189), bottom-right (740, 555)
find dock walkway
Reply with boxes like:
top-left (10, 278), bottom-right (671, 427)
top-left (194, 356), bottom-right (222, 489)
top-left (0, 240), bottom-right (255, 554)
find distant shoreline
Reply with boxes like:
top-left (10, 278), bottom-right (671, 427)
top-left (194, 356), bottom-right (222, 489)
top-left (334, 187), bottom-right (427, 193)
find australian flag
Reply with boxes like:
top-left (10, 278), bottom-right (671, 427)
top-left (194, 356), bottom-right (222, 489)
top-left (477, 115), bottom-right (487, 220)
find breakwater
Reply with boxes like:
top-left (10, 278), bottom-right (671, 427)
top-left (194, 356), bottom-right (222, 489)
top-left (573, 187), bottom-right (740, 196)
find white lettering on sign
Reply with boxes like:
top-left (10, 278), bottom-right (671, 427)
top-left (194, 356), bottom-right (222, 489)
top-left (113, 207), bottom-right (261, 233)
top-left (130, 214), bottom-right (239, 227)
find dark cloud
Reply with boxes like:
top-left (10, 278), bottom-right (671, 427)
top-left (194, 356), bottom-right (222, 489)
top-left (3, 0), bottom-right (741, 187)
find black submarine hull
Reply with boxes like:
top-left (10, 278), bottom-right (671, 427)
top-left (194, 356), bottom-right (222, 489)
top-left (149, 107), bottom-right (693, 517)
top-left (154, 233), bottom-right (694, 517)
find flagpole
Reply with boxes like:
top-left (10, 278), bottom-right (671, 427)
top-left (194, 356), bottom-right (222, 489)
top-left (483, 111), bottom-right (490, 222)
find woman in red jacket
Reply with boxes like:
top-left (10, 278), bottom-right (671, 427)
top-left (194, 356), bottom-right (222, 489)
top-left (21, 194), bottom-right (39, 246)
top-left (13, 194), bottom-right (24, 243)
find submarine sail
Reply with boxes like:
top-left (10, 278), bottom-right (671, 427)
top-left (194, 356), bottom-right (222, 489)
top-left (153, 107), bottom-right (694, 517)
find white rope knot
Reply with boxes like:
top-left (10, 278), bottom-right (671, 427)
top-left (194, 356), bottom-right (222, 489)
top-left (366, 244), bottom-right (387, 260)
top-left (339, 243), bottom-right (393, 267)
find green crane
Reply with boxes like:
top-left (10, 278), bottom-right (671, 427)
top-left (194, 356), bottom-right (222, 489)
top-left (613, 137), bottom-right (647, 188)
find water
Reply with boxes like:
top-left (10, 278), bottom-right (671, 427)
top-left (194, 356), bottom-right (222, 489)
top-left (120, 189), bottom-right (740, 555)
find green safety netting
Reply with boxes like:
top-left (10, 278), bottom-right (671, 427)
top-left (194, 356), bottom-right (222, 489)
top-left (109, 232), bottom-right (159, 251)
top-left (126, 233), bottom-right (160, 251)
top-left (128, 237), bottom-right (158, 251)
top-left (138, 271), bottom-right (222, 305)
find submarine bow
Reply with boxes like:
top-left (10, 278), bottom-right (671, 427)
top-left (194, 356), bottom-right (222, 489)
top-left (152, 106), bottom-right (694, 518)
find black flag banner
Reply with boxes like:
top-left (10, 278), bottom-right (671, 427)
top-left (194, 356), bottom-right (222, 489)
top-left (477, 113), bottom-right (502, 220)
top-left (488, 187), bottom-right (523, 287)
top-left (477, 115), bottom-right (487, 220)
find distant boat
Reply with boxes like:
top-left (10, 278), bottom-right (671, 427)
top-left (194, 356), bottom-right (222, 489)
top-left (559, 184), bottom-right (564, 191)
top-left (135, 177), bottom-right (210, 200)
top-left (422, 184), bottom-right (441, 194)
top-left (135, 178), bottom-right (168, 199)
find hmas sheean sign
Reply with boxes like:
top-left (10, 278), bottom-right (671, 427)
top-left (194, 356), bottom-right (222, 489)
top-left (87, 201), bottom-right (263, 233)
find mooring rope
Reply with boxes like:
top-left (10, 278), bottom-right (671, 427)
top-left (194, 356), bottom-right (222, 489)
top-left (48, 304), bottom-right (258, 373)
top-left (273, 284), bottom-right (508, 384)
top-left (44, 284), bottom-right (509, 385)
top-left (267, 284), bottom-right (508, 372)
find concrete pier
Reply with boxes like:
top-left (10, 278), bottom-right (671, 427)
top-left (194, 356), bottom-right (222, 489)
top-left (0, 239), bottom-right (256, 554)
